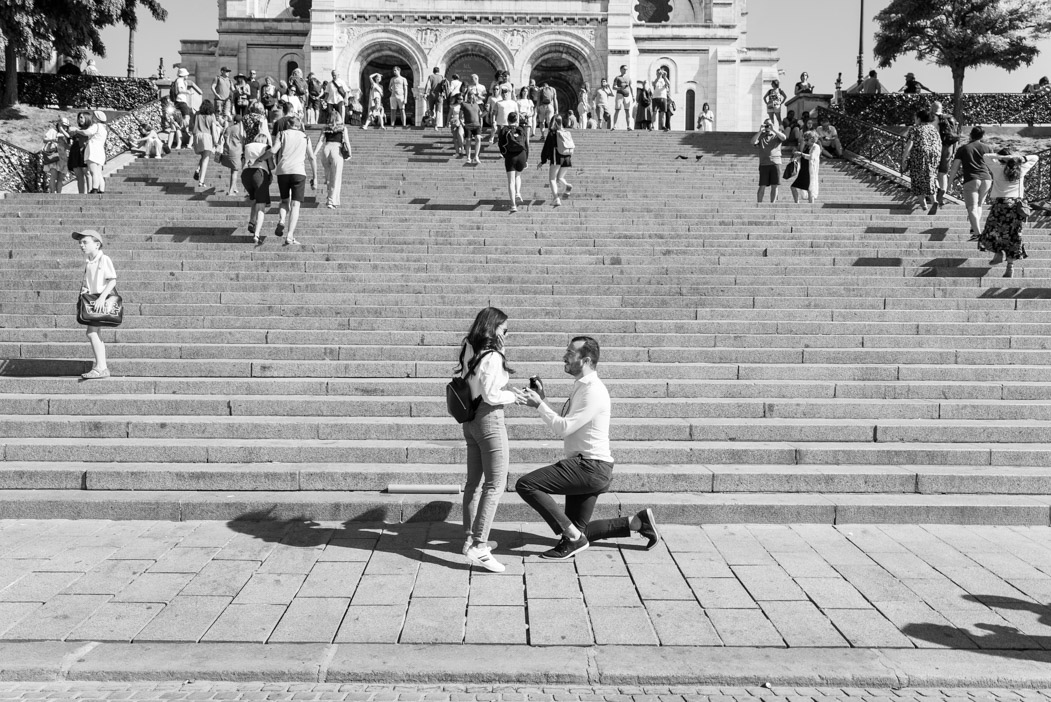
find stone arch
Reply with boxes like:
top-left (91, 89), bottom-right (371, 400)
top-left (644, 56), bottom-right (680, 91)
top-left (517, 32), bottom-right (603, 90)
top-left (278, 52), bottom-right (304, 83)
top-left (335, 29), bottom-right (427, 92)
top-left (434, 32), bottom-right (515, 78)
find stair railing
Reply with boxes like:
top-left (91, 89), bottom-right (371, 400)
top-left (817, 106), bottom-right (1051, 205)
top-left (0, 99), bottom-right (164, 195)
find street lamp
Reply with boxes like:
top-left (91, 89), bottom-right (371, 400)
top-left (857, 0), bottom-right (865, 85)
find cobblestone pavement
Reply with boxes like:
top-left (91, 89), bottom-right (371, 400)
top-left (3, 519), bottom-right (1051, 648)
top-left (2, 682), bottom-right (1051, 701)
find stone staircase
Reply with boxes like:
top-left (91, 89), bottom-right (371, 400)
top-left (3, 129), bottom-right (1051, 524)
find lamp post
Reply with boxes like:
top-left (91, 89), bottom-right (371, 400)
top-left (856, 0), bottom-right (865, 85)
top-left (127, 27), bottom-right (135, 78)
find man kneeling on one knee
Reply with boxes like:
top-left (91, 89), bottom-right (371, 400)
top-left (512, 336), bottom-right (661, 560)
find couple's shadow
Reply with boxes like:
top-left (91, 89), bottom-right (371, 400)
top-left (225, 505), bottom-right (572, 568)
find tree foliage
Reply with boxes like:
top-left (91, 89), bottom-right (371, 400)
top-left (873, 0), bottom-right (1051, 121)
top-left (0, 0), bottom-right (168, 106)
top-left (290, 0), bottom-right (311, 20)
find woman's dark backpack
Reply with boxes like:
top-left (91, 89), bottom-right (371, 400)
top-left (446, 348), bottom-right (500, 423)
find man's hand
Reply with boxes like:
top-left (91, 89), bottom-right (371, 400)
top-left (92, 296), bottom-right (108, 313)
top-left (513, 387), bottom-right (542, 408)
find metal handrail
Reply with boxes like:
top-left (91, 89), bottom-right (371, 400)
top-left (817, 106), bottom-right (1051, 204)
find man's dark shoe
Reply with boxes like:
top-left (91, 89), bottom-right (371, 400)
top-left (541, 533), bottom-right (589, 560)
top-left (637, 508), bottom-right (661, 550)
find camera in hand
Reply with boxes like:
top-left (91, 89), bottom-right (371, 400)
top-left (529, 375), bottom-right (546, 400)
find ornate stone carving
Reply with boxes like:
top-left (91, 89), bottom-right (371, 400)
top-left (415, 26), bottom-right (441, 49)
top-left (503, 28), bottom-right (538, 53)
top-left (337, 23), bottom-right (363, 46)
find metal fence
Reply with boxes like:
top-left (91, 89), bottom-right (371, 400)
top-left (0, 100), bottom-right (163, 195)
top-left (818, 107), bottom-right (1051, 204)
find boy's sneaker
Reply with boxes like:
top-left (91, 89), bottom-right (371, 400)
top-left (81, 368), bottom-right (110, 380)
top-left (541, 533), bottom-right (589, 560)
top-left (465, 544), bottom-right (505, 573)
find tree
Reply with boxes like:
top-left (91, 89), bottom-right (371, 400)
top-left (873, 0), bottom-right (1051, 122)
top-left (290, 0), bottom-right (310, 20)
top-left (0, 0), bottom-right (167, 107)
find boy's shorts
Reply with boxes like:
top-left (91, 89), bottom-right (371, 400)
top-left (277, 174), bottom-right (306, 203)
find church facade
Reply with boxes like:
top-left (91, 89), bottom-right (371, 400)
top-left (180, 0), bottom-right (779, 131)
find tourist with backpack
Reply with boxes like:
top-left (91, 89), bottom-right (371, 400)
top-left (539, 114), bottom-right (574, 207)
top-left (498, 112), bottom-right (529, 213)
top-left (325, 70), bottom-right (349, 124)
top-left (535, 82), bottom-right (558, 140)
top-left (933, 100), bottom-right (961, 212)
top-left (425, 66), bottom-right (446, 129)
top-left (455, 307), bottom-right (517, 573)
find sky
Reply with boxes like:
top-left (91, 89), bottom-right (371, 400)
top-left (93, 0), bottom-right (1051, 93)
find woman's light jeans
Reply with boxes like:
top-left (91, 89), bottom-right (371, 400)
top-left (462, 402), bottom-right (509, 545)
top-left (320, 141), bottom-right (344, 207)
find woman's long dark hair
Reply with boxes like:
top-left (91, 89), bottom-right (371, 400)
top-left (455, 306), bottom-right (515, 376)
top-left (998, 147), bottom-right (1024, 183)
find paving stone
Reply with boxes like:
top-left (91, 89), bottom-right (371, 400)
top-left (670, 552), bottom-right (734, 579)
top-left (575, 551), bottom-right (630, 578)
top-left (769, 552), bottom-right (840, 579)
top-left (0, 603), bottom-right (41, 637)
top-left (705, 609), bottom-right (785, 647)
top-left (199, 604), bottom-right (286, 643)
top-left (351, 574), bottom-right (417, 606)
top-left (824, 609), bottom-right (915, 648)
top-left (258, 548), bottom-right (324, 575)
top-left (63, 559), bottom-right (153, 595)
top-left (628, 564), bottom-right (695, 601)
top-left (148, 547), bottom-right (221, 573)
top-left (687, 578), bottom-right (759, 609)
top-left (133, 595), bottom-right (231, 642)
top-left (464, 606), bottom-right (527, 644)
top-left (180, 560), bottom-right (260, 597)
top-left (213, 535), bottom-right (282, 562)
top-left (232, 573), bottom-right (306, 605)
top-left (795, 578), bottom-right (872, 609)
top-left (644, 600), bottom-right (722, 646)
top-left (66, 602), bottom-right (163, 642)
top-left (874, 601), bottom-right (978, 649)
top-left (0, 594), bottom-right (110, 640)
top-left (0, 573), bottom-right (81, 602)
top-left (732, 566), bottom-right (808, 601)
top-left (400, 598), bottom-right (466, 644)
top-left (412, 563), bottom-right (469, 599)
top-left (526, 563), bottom-right (583, 600)
top-left (527, 599), bottom-right (592, 646)
top-left (363, 551), bottom-right (421, 576)
top-left (334, 605), bottom-right (405, 643)
top-left (297, 562), bottom-right (366, 599)
top-left (318, 538), bottom-right (377, 562)
top-left (34, 546), bottom-right (117, 573)
top-left (269, 597), bottom-right (350, 643)
top-left (467, 575), bottom-right (525, 607)
top-left (760, 601), bottom-right (849, 647)
top-left (579, 577), bottom-right (642, 608)
top-left (589, 606), bottom-right (659, 645)
top-left (112, 572), bottom-right (194, 603)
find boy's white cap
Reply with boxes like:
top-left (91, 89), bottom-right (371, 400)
top-left (93, 110), bottom-right (108, 123)
top-left (72, 230), bottom-right (104, 246)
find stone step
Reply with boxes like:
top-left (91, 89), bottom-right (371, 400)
top-left (3, 437), bottom-right (1051, 467)
top-left (0, 488), bottom-right (1047, 524)
top-left (5, 461), bottom-right (1051, 495)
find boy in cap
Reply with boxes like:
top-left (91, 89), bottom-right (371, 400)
top-left (73, 230), bottom-right (117, 379)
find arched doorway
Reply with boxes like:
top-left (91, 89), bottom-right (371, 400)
top-left (447, 53), bottom-right (498, 92)
top-left (360, 56), bottom-right (416, 126)
top-left (529, 56), bottom-right (584, 121)
top-left (286, 61), bottom-right (299, 82)
top-left (685, 89), bottom-right (696, 131)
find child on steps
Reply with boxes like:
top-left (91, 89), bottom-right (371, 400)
top-left (73, 230), bottom-right (117, 380)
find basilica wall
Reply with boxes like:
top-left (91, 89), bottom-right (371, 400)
top-left (180, 0), bottom-right (779, 131)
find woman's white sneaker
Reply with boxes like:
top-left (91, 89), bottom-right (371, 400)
top-left (465, 544), bottom-right (505, 573)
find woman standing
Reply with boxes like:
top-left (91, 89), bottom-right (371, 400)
top-left (764, 79), bottom-right (788, 127)
top-left (794, 72), bottom-right (814, 96)
top-left (218, 115), bottom-right (245, 196)
top-left (65, 111), bottom-right (91, 194)
top-left (791, 130), bottom-right (820, 204)
top-left (260, 76), bottom-right (279, 115)
top-left (456, 306), bottom-right (516, 573)
top-left (652, 68), bottom-right (671, 131)
top-left (977, 148), bottom-right (1039, 278)
top-left (634, 80), bottom-right (653, 131)
top-left (900, 108), bottom-right (940, 212)
top-left (576, 83), bottom-right (591, 129)
top-left (449, 94), bottom-right (465, 156)
top-left (363, 73), bottom-right (386, 130)
top-left (697, 102), bottom-right (715, 133)
top-left (72, 110), bottom-right (108, 194)
top-left (516, 87), bottom-right (534, 139)
top-left (539, 114), bottom-right (573, 207)
top-left (314, 112), bottom-right (350, 209)
top-left (191, 99), bottom-right (219, 188)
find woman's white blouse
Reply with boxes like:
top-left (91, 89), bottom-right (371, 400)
top-left (466, 352), bottom-right (516, 407)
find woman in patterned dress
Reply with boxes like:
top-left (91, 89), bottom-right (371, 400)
top-left (900, 108), bottom-right (940, 212)
top-left (977, 148), bottom-right (1040, 278)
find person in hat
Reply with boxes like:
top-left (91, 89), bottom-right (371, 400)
top-left (212, 66), bottom-right (233, 118)
top-left (72, 230), bottom-right (117, 379)
top-left (43, 117), bottom-right (72, 193)
top-left (84, 59), bottom-right (100, 77)
top-left (69, 110), bottom-right (108, 194)
top-left (899, 72), bottom-right (932, 94)
top-left (57, 57), bottom-right (81, 76)
top-left (173, 67), bottom-right (203, 124)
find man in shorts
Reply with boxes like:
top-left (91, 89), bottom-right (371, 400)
top-left (425, 66), bottom-right (446, 129)
top-left (535, 82), bottom-right (557, 139)
top-left (498, 112), bottom-right (529, 213)
top-left (461, 92), bottom-right (482, 165)
top-left (389, 66), bottom-right (409, 128)
top-left (752, 118), bottom-right (786, 203)
top-left (612, 66), bottom-right (633, 131)
top-left (211, 66), bottom-right (233, 118)
top-left (816, 116), bottom-right (842, 158)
